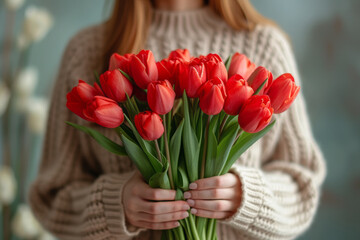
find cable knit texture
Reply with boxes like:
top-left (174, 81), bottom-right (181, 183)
top-left (29, 6), bottom-right (326, 240)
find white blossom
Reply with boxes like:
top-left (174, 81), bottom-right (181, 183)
top-left (15, 67), bottom-right (38, 111)
top-left (12, 204), bottom-right (42, 239)
top-left (38, 230), bottom-right (56, 240)
top-left (0, 165), bottom-right (17, 205)
top-left (18, 6), bottom-right (53, 49)
top-left (26, 97), bottom-right (49, 134)
top-left (0, 82), bottom-right (11, 116)
top-left (4, 0), bottom-right (25, 11)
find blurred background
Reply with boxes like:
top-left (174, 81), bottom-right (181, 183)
top-left (0, 0), bottom-right (359, 239)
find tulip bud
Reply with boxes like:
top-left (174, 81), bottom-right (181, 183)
top-left (197, 77), bottom-right (227, 115)
top-left (147, 80), bottom-right (175, 115)
top-left (228, 53), bottom-right (256, 80)
top-left (174, 61), bottom-right (188, 98)
top-left (66, 80), bottom-right (103, 120)
top-left (267, 73), bottom-right (300, 113)
top-left (247, 66), bottom-right (273, 95)
top-left (157, 59), bottom-right (178, 84)
top-left (224, 74), bottom-right (254, 115)
top-left (109, 53), bottom-right (133, 74)
top-left (134, 111), bottom-right (164, 141)
top-left (83, 96), bottom-right (124, 128)
top-left (202, 53), bottom-right (228, 83)
top-left (130, 50), bottom-right (158, 89)
top-left (168, 49), bottom-right (192, 62)
top-left (100, 69), bottom-right (133, 103)
top-left (179, 58), bottom-right (207, 98)
top-left (238, 95), bottom-right (273, 133)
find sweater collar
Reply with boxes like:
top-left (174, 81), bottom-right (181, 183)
top-left (150, 5), bottom-right (225, 37)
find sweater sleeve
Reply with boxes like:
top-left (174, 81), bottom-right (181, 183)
top-left (28, 29), bottom-right (144, 240)
top-left (225, 27), bottom-right (326, 240)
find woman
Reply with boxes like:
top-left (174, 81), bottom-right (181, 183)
top-left (29, 0), bottom-right (326, 239)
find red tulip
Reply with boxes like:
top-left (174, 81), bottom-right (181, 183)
top-left (238, 95), bottom-right (273, 133)
top-left (197, 77), bottom-right (227, 115)
top-left (168, 49), bottom-right (191, 62)
top-left (223, 74), bottom-right (254, 115)
top-left (134, 111), bottom-right (164, 141)
top-left (66, 80), bottom-right (103, 120)
top-left (83, 96), bottom-right (124, 128)
top-left (267, 73), bottom-right (300, 113)
top-left (100, 69), bottom-right (133, 103)
top-left (130, 50), bottom-right (158, 89)
top-left (147, 80), bottom-right (175, 115)
top-left (108, 53), bottom-right (133, 74)
top-left (228, 53), bottom-right (256, 80)
top-left (157, 59), bottom-right (178, 84)
top-left (180, 58), bottom-right (207, 98)
top-left (174, 61), bottom-right (189, 98)
top-left (247, 66), bottom-right (273, 95)
top-left (201, 54), bottom-right (228, 83)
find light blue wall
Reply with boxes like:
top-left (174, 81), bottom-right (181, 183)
top-left (1, 0), bottom-right (359, 239)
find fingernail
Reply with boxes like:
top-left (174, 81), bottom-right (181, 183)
top-left (182, 204), bottom-right (190, 210)
top-left (187, 199), bottom-right (195, 207)
top-left (184, 192), bottom-right (191, 199)
top-left (189, 183), bottom-right (197, 189)
top-left (182, 212), bottom-right (189, 218)
top-left (190, 208), bottom-right (197, 214)
top-left (175, 222), bottom-right (180, 227)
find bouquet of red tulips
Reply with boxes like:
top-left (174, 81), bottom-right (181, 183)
top-left (66, 49), bottom-right (300, 240)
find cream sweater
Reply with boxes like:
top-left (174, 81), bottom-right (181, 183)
top-left (29, 6), bottom-right (326, 240)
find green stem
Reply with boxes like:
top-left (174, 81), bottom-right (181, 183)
top-left (154, 140), bottom-right (163, 165)
top-left (189, 214), bottom-right (200, 240)
top-left (163, 115), bottom-right (175, 189)
top-left (200, 115), bottom-right (211, 179)
top-left (218, 115), bottom-right (229, 137)
top-left (233, 129), bottom-right (243, 145)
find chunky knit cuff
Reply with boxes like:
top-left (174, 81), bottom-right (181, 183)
top-left (102, 171), bottom-right (145, 237)
top-left (224, 166), bottom-right (265, 230)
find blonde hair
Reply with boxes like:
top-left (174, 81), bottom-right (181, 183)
top-left (103, 0), bottom-right (274, 69)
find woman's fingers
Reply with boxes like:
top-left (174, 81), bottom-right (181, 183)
top-left (136, 220), bottom-right (180, 230)
top-left (190, 208), bottom-right (234, 219)
top-left (135, 211), bottom-right (189, 223)
top-left (138, 200), bottom-right (190, 214)
top-left (135, 181), bottom-right (177, 201)
top-left (186, 199), bottom-right (237, 212)
top-left (189, 173), bottom-right (239, 190)
top-left (184, 188), bottom-right (238, 200)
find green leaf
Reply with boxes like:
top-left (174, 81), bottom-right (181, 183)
top-left (149, 162), bottom-right (171, 189)
top-left (225, 54), bottom-right (233, 72)
top-left (119, 69), bottom-right (135, 85)
top-left (175, 188), bottom-right (184, 200)
top-left (170, 120), bottom-right (184, 185)
top-left (215, 122), bottom-right (239, 176)
top-left (220, 121), bottom-right (275, 175)
top-left (204, 115), bottom-right (219, 178)
top-left (182, 93), bottom-right (200, 182)
top-left (94, 71), bottom-right (101, 86)
top-left (178, 165), bottom-right (189, 191)
top-left (124, 114), bottom-right (163, 172)
top-left (254, 78), bottom-right (268, 95)
top-left (66, 121), bottom-right (127, 156)
top-left (120, 134), bottom-right (155, 181)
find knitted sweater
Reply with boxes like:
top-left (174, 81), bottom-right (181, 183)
top-left (29, 6), bottom-right (326, 240)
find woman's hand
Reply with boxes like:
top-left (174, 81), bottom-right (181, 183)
top-left (184, 173), bottom-right (242, 219)
top-left (122, 172), bottom-right (190, 230)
